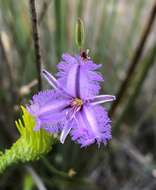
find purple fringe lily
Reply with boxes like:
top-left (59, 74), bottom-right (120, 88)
top-left (27, 53), bottom-right (115, 147)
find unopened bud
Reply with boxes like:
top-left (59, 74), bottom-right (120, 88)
top-left (75, 18), bottom-right (85, 49)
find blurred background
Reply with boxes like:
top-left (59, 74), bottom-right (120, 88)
top-left (0, 0), bottom-right (156, 189)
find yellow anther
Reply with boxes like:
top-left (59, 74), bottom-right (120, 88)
top-left (71, 98), bottom-right (83, 107)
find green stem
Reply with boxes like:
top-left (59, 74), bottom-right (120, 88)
top-left (42, 157), bottom-right (69, 179)
top-left (41, 157), bottom-right (92, 186)
top-left (0, 140), bottom-right (21, 173)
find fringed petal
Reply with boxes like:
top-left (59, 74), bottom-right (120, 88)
top-left (71, 105), bottom-right (112, 147)
top-left (56, 53), bottom-right (103, 99)
top-left (27, 90), bottom-right (71, 133)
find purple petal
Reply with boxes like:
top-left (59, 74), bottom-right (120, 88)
top-left (27, 90), bottom-right (70, 115)
top-left (83, 106), bottom-right (100, 136)
top-left (66, 63), bottom-right (80, 97)
top-left (70, 105), bottom-right (112, 147)
top-left (62, 53), bottom-right (76, 64)
top-left (27, 90), bottom-right (71, 133)
top-left (56, 54), bottom-right (103, 99)
top-left (88, 95), bottom-right (116, 106)
top-left (38, 99), bottom-right (69, 115)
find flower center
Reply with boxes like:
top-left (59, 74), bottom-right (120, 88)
top-left (71, 98), bottom-right (83, 108)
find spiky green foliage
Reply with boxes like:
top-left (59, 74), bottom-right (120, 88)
top-left (0, 106), bottom-right (54, 174)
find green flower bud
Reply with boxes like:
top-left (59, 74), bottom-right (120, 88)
top-left (75, 18), bottom-right (85, 49)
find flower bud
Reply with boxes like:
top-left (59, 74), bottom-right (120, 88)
top-left (75, 18), bottom-right (85, 49)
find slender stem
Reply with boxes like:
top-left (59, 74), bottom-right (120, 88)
top-left (109, 0), bottom-right (156, 117)
top-left (41, 157), bottom-right (70, 179)
top-left (0, 145), bottom-right (18, 174)
top-left (41, 157), bottom-right (92, 186)
top-left (29, 0), bottom-right (42, 90)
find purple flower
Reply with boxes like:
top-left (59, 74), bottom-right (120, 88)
top-left (27, 53), bottom-right (115, 147)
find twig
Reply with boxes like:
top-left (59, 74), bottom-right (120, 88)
top-left (109, 0), bottom-right (156, 117)
top-left (29, 0), bottom-right (42, 90)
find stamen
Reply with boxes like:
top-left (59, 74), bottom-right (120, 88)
top-left (71, 98), bottom-right (83, 107)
